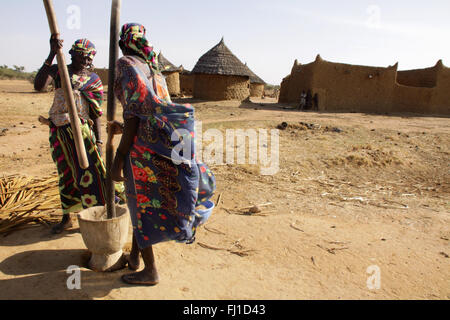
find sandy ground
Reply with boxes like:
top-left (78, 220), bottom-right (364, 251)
top-left (0, 80), bottom-right (449, 300)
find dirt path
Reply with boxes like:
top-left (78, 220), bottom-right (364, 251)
top-left (0, 81), bottom-right (449, 300)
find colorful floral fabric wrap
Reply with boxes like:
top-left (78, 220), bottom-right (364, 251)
top-left (119, 23), bottom-right (159, 71)
top-left (115, 55), bottom-right (216, 248)
top-left (49, 120), bottom-right (106, 214)
top-left (69, 39), bottom-right (97, 60)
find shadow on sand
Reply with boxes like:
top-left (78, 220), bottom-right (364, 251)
top-left (0, 248), bottom-right (133, 299)
top-left (0, 248), bottom-right (90, 275)
top-left (0, 224), bottom-right (81, 247)
top-left (239, 100), bottom-right (298, 112)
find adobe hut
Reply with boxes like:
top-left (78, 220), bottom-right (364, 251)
top-left (279, 55), bottom-right (450, 115)
top-left (244, 63), bottom-right (266, 97)
top-left (157, 52), bottom-right (181, 97)
top-left (191, 38), bottom-right (251, 101)
top-left (93, 68), bottom-right (109, 87)
top-left (179, 65), bottom-right (194, 96)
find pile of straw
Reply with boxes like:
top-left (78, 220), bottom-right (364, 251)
top-left (0, 175), bottom-right (61, 235)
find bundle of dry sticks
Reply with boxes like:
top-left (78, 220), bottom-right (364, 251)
top-left (0, 175), bottom-right (61, 235)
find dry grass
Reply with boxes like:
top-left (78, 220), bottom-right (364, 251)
top-left (0, 174), bottom-right (61, 235)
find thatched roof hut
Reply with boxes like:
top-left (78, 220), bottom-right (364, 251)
top-left (191, 37), bottom-right (251, 101)
top-left (244, 63), bottom-right (265, 97)
top-left (157, 52), bottom-right (181, 97)
top-left (179, 65), bottom-right (194, 96)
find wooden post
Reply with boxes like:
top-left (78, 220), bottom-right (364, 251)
top-left (106, 0), bottom-right (121, 219)
top-left (43, 0), bottom-right (89, 169)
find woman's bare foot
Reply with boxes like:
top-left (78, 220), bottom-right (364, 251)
top-left (51, 214), bottom-right (73, 234)
top-left (121, 269), bottom-right (159, 286)
top-left (122, 244), bottom-right (158, 285)
top-left (105, 253), bottom-right (129, 272)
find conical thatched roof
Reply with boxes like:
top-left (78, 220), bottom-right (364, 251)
top-left (244, 63), bottom-right (265, 84)
top-left (179, 65), bottom-right (191, 74)
top-left (192, 38), bottom-right (251, 77)
top-left (158, 52), bottom-right (181, 72)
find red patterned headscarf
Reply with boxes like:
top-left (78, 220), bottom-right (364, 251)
top-left (119, 23), bottom-right (158, 71)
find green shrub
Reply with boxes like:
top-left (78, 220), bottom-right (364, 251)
top-left (264, 83), bottom-right (280, 91)
top-left (0, 65), bottom-right (36, 81)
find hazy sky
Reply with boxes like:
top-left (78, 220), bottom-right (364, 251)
top-left (1, 0), bottom-right (449, 84)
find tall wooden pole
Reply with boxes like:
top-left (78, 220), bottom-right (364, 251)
top-left (43, 0), bottom-right (89, 169)
top-left (106, 0), bottom-right (121, 219)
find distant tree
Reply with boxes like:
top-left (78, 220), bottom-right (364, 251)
top-left (0, 65), bottom-right (8, 69)
top-left (13, 65), bottom-right (25, 72)
top-left (264, 84), bottom-right (280, 90)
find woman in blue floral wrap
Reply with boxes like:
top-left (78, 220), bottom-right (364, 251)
top-left (110, 23), bottom-right (216, 285)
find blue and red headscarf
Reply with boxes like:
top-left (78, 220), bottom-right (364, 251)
top-left (119, 23), bottom-right (159, 71)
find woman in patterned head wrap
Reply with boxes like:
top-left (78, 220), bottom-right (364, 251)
top-left (34, 35), bottom-right (108, 234)
top-left (109, 23), bottom-right (216, 285)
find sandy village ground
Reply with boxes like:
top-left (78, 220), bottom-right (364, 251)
top-left (0, 79), bottom-right (448, 300)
